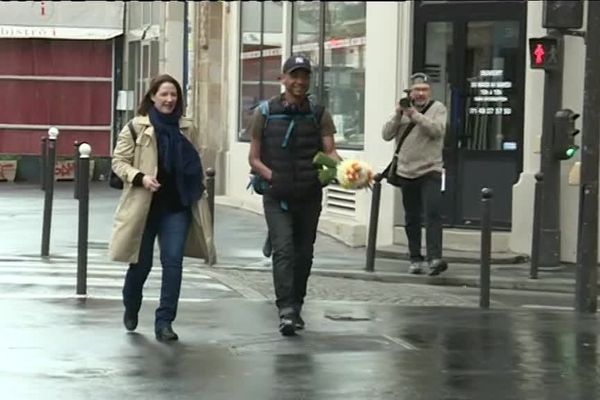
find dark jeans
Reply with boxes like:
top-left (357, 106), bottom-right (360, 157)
top-left (122, 207), bottom-right (191, 330)
top-left (263, 192), bottom-right (322, 317)
top-left (400, 172), bottom-right (443, 262)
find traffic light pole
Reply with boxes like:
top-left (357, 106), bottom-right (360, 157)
top-left (575, 1), bottom-right (600, 313)
top-left (537, 29), bottom-right (564, 268)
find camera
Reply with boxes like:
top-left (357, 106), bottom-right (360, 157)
top-left (399, 97), bottom-right (411, 109)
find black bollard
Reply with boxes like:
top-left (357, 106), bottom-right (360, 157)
top-left (40, 137), bottom-right (47, 191)
top-left (41, 127), bottom-right (59, 257)
top-left (77, 143), bottom-right (91, 295)
top-left (530, 172), bottom-right (544, 279)
top-left (480, 188), bottom-right (493, 309)
top-left (365, 173), bottom-right (384, 272)
top-left (73, 141), bottom-right (80, 200)
top-left (206, 167), bottom-right (216, 234)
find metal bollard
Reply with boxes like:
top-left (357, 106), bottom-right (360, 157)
top-left (206, 168), bottom-right (216, 234)
top-left (530, 172), bottom-right (544, 279)
top-left (480, 188), bottom-right (493, 309)
top-left (77, 143), bottom-right (91, 295)
top-left (365, 173), bottom-right (384, 272)
top-left (73, 141), bottom-right (80, 200)
top-left (40, 137), bottom-right (47, 191)
top-left (41, 127), bottom-right (59, 257)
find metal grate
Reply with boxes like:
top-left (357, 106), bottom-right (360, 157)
top-left (325, 184), bottom-right (357, 217)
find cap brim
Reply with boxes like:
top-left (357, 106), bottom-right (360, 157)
top-left (285, 66), bottom-right (311, 74)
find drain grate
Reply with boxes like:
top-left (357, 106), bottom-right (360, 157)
top-left (224, 332), bottom-right (418, 355)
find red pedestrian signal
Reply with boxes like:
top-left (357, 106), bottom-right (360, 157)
top-left (533, 44), bottom-right (545, 66)
top-left (529, 37), bottom-right (560, 70)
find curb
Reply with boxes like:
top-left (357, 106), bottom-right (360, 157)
top-left (208, 264), bottom-right (575, 294)
top-left (375, 249), bottom-right (530, 265)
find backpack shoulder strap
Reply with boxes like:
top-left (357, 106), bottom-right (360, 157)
top-left (127, 120), bottom-right (138, 142)
top-left (258, 100), bottom-right (270, 119)
top-left (258, 101), bottom-right (270, 128)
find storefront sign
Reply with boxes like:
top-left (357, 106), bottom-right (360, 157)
top-left (468, 69), bottom-right (512, 116)
top-left (0, 25), bottom-right (121, 40)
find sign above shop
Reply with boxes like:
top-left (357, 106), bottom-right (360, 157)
top-left (0, 2), bottom-right (123, 40)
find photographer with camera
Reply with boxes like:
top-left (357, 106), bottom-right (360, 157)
top-left (381, 72), bottom-right (448, 276)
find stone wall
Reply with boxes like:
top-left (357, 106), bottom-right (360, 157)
top-left (190, 2), bottom-right (230, 195)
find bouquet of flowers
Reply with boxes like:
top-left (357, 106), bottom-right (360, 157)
top-left (313, 151), bottom-right (374, 190)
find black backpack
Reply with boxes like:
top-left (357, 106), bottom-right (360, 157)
top-left (109, 121), bottom-right (138, 190)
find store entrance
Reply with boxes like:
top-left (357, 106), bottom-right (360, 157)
top-left (412, 0), bottom-right (527, 229)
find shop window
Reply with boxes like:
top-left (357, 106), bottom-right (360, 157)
top-left (238, 2), bottom-right (284, 141)
top-left (292, 1), bottom-right (366, 150)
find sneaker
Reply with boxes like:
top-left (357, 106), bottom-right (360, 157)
top-left (408, 261), bottom-right (424, 275)
top-left (428, 259), bottom-right (448, 276)
top-left (279, 315), bottom-right (296, 336)
top-left (294, 313), bottom-right (305, 330)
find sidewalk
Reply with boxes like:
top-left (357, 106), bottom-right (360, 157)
top-left (211, 196), bottom-right (581, 295)
top-left (0, 183), bottom-right (582, 295)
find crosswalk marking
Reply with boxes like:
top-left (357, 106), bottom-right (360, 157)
top-left (0, 266), bottom-right (215, 280)
top-left (0, 256), bottom-right (237, 300)
top-left (0, 276), bottom-right (232, 290)
top-left (0, 293), bottom-right (215, 302)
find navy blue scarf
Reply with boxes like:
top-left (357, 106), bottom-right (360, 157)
top-left (148, 106), bottom-right (204, 207)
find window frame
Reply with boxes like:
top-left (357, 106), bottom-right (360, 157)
top-left (291, 1), bottom-right (367, 150)
top-left (238, 2), bottom-right (282, 142)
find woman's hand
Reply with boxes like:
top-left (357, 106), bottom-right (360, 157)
top-left (142, 176), bottom-right (161, 192)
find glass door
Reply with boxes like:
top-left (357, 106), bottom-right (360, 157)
top-left (413, 1), bottom-right (526, 229)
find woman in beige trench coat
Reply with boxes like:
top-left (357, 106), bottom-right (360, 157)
top-left (110, 74), bottom-right (215, 342)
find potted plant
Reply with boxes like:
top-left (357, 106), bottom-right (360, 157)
top-left (0, 154), bottom-right (20, 182)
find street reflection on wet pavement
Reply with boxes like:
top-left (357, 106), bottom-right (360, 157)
top-left (2, 298), bottom-right (599, 400)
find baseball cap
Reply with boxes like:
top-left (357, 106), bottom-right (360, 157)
top-left (410, 72), bottom-right (430, 85)
top-left (282, 55), bottom-right (312, 74)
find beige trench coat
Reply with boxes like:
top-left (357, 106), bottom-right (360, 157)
top-left (109, 115), bottom-right (216, 265)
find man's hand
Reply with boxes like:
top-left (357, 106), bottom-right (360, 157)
top-left (395, 104), bottom-right (404, 115)
top-left (142, 176), bottom-right (161, 192)
top-left (264, 169), bottom-right (273, 183)
top-left (403, 106), bottom-right (416, 118)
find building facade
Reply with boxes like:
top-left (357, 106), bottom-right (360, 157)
top-left (194, 0), bottom-right (593, 264)
top-left (0, 1), bottom-right (124, 181)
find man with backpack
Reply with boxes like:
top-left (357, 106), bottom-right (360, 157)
top-left (382, 72), bottom-right (448, 276)
top-left (248, 55), bottom-right (341, 336)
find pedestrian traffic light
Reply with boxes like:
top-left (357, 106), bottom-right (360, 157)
top-left (528, 37), bottom-right (560, 70)
top-left (543, 0), bottom-right (583, 30)
top-left (553, 109), bottom-right (580, 160)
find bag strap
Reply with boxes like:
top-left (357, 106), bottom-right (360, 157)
top-left (127, 120), bottom-right (138, 142)
top-left (393, 100), bottom-right (435, 156)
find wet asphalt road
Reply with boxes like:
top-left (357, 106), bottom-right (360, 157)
top-left (2, 184), bottom-right (600, 399)
top-left (2, 297), bottom-right (600, 400)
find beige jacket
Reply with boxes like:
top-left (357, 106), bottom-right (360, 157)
top-left (109, 115), bottom-right (216, 265)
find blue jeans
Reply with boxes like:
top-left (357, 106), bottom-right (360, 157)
top-left (122, 207), bottom-right (191, 331)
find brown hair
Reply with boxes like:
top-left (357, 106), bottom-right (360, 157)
top-left (136, 74), bottom-right (184, 116)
